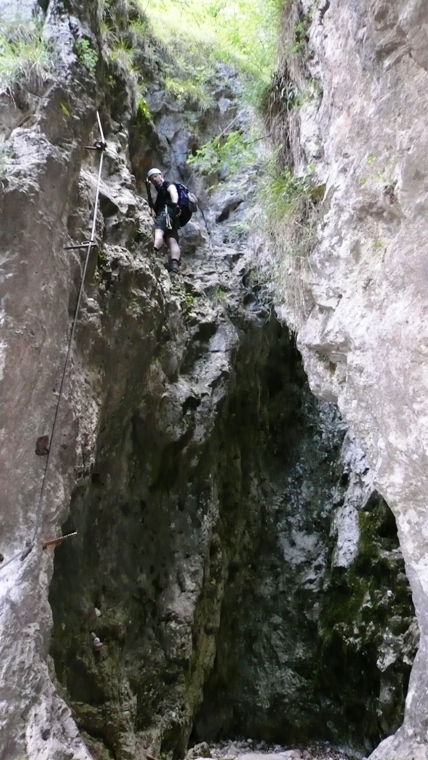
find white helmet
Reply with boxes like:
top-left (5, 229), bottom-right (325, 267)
top-left (147, 168), bottom-right (162, 179)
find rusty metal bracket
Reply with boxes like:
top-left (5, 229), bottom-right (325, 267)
top-left (42, 531), bottom-right (77, 550)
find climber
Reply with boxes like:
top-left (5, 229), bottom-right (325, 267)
top-left (146, 168), bottom-right (181, 274)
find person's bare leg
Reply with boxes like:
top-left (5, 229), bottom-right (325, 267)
top-left (154, 229), bottom-right (165, 250)
top-left (165, 237), bottom-right (181, 274)
top-left (166, 236), bottom-right (180, 263)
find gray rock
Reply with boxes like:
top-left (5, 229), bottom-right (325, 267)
top-left (263, 0), bottom-right (428, 756)
top-left (0, 1), bottom-right (419, 759)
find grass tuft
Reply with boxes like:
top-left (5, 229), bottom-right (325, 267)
top-left (258, 159), bottom-right (319, 327)
top-left (0, 20), bottom-right (53, 90)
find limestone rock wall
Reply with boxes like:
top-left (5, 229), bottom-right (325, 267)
top-left (269, 0), bottom-right (428, 757)
top-left (0, 5), bottom-right (97, 758)
top-left (192, 428), bottom-right (416, 754)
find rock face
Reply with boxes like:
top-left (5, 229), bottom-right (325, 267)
top-left (265, 0), bottom-right (428, 758)
top-left (0, 1), bottom-right (421, 760)
top-left (192, 432), bottom-right (417, 753)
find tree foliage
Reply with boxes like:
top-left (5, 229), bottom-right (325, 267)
top-left (188, 130), bottom-right (256, 175)
top-left (142, 0), bottom-right (282, 87)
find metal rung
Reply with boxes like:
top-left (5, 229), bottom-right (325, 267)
top-left (64, 241), bottom-right (97, 251)
top-left (85, 140), bottom-right (107, 151)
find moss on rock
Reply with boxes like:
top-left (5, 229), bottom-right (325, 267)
top-left (317, 493), bottom-right (417, 749)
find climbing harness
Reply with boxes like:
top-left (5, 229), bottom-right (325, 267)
top-left (0, 111), bottom-right (106, 577)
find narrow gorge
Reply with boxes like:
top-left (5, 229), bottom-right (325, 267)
top-left (0, 2), bottom-right (426, 760)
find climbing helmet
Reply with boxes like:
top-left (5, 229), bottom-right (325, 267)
top-left (147, 168), bottom-right (162, 179)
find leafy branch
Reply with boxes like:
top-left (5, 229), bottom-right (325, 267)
top-left (188, 129), bottom-right (257, 176)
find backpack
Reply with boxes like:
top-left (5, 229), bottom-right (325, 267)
top-left (175, 182), bottom-right (198, 227)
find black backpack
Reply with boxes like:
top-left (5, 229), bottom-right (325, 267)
top-left (175, 183), bottom-right (198, 227)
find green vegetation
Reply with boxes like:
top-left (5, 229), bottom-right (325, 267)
top-left (292, 17), bottom-right (310, 53)
top-left (109, 39), bottom-right (134, 68)
top-left (164, 73), bottom-right (213, 110)
top-left (97, 248), bottom-right (106, 269)
top-left (357, 152), bottom-right (397, 201)
top-left (128, 293), bottom-right (141, 312)
top-left (315, 496), bottom-right (416, 746)
top-left (223, 217), bottom-right (251, 243)
top-left (143, 0), bottom-right (282, 102)
top-left (0, 20), bottom-right (54, 89)
top-left (184, 293), bottom-right (196, 307)
top-left (212, 284), bottom-right (230, 303)
top-left (75, 38), bottom-right (98, 72)
top-left (260, 163), bottom-right (311, 217)
top-left (320, 500), bottom-right (415, 655)
top-left (98, 0), bottom-right (113, 17)
top-left (257, 157), bottom-right (320, 324)
top-left (137, 94), bottom-right (151, 119)
top-left (188, 129), bottom-right (256, 176)
top-left (249, 0), bottom-right (326, 321)
top-left (99, 6), bottom-right (154, 119)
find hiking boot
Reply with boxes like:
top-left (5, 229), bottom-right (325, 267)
top-left (168, 259), bottom-right (180, 274)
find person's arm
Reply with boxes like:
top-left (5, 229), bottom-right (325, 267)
top-left (167, 183), bottom-right (178, 205)
top-left (146, 180), bottom-right (156, 216)
top-left (167, 183), bottom-right (181, 216)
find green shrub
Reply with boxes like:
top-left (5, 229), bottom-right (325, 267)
top-left (188, 129), bottom-right (257, 176)
top-left (137, 93), bottom-right (151, 119)
top-left (75, 38), bottom-right (98, 72)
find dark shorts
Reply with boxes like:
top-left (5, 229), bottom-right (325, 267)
top-left (155, 209), bottom-right (180, 241)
